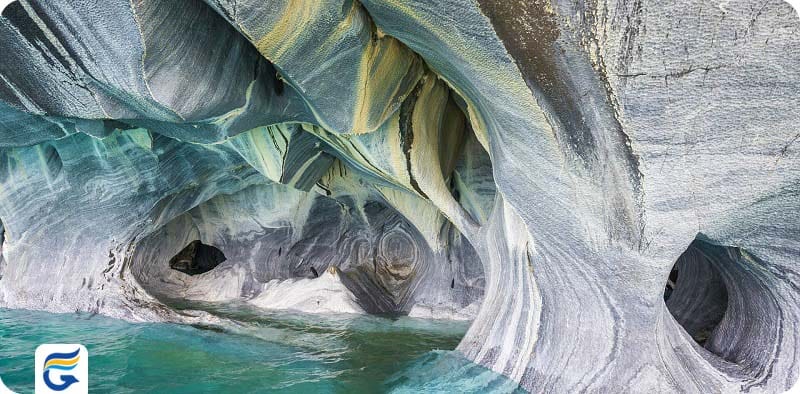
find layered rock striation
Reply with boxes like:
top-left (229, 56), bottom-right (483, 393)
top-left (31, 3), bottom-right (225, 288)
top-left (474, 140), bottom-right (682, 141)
top-left (0, 0), bottom-right (799, 392)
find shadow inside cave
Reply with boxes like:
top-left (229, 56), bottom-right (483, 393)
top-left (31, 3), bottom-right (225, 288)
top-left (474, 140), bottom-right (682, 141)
top-left (664, 236), bottom-right (784, 383)
top-left (168, 240), bottom-right (227, 276)
top-left (664, 239), bottom-right (729, 346)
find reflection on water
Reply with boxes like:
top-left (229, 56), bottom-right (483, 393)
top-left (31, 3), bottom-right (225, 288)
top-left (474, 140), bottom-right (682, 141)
top-left (0, 304), bottom-right (521, 393)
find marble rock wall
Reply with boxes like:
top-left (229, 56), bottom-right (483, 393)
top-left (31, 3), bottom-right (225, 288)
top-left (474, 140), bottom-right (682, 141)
top-left (0, 0), bottom-right (798, 392)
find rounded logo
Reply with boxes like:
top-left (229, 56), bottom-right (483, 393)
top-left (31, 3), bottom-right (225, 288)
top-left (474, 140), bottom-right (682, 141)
top-left (35, 345), bottom-right (87, 394)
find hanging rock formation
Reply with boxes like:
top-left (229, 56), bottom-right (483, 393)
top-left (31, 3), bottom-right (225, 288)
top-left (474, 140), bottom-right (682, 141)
top-left (0, 0), bottom-right (799, 392)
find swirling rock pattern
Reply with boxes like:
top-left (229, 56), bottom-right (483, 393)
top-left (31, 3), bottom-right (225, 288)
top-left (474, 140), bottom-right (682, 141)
top-left (0, 0), bottom-right (799, 392)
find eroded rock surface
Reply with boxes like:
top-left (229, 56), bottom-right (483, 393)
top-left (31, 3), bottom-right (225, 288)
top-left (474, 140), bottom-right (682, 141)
top-left (0, 0), bottom-right (798, 392)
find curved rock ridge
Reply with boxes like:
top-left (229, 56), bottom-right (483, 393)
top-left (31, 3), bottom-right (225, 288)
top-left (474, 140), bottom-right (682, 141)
top-left (0, 0), bottom-right (799, 392)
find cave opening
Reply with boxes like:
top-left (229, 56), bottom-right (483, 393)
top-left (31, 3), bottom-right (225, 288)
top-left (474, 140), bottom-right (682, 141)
top-left (118, 24), bottom-right (493, 321)
top-left (664, 238), bottom-right (730, 346)
top-left (663, 237), bottom-right (786, 381)
top-left (130, 181), bottom-right (485, 320)
top-left (168, 240), bottom-right (227, 276)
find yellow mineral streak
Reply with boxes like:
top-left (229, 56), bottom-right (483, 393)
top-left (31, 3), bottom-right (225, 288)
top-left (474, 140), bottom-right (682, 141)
top-left (409, 74), bottom-right (478, 236)
top-left (255, 0), bottom-right (320, 62)
top-left (227, 124), bottom-right (291, 184)
top-left (362, 0), bottom-right (553, 156)
top-left (209, 79), bottom-right (256, 127)
top-left (351, 34), bottom-right (422, 134)
top-left (249, 0), bottom-right (421, 135)
top-left (285, 150), bottom-right (323, 187)
top-left (299, 123), bottom-right (414, 192)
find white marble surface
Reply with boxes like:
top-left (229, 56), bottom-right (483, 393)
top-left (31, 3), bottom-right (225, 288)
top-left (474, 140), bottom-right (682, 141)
top-left (0, 0), bottom-right (797, 392)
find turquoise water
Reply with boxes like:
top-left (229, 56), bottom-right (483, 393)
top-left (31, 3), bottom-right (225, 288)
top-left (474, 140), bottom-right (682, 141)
top-left (0, 306), bottom-right (521, 393)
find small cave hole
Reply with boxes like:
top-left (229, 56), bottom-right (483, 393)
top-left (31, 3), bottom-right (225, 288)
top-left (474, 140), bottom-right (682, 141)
top-left (168, 240), bottom-right (226, 276)
top-left (664, 239), bottom-right (730, 346)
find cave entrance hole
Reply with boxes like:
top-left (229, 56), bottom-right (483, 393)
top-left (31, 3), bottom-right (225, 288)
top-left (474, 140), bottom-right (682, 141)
top-left (664, 238), bottom-right (730, 346)
top-left (168, 240), bottom-right (226, 276)
top-left (663, 236), bottom-right (786, 382)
